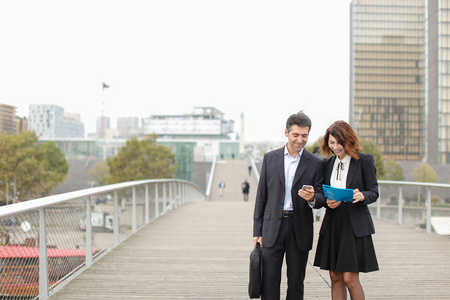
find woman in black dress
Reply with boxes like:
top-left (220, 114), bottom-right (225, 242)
top-left (314, 120), bottom-right (379, 300)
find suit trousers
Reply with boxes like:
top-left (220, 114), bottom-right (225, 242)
top-left (261, 216), bottom-right (309, 300)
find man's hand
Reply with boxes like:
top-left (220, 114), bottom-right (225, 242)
top-left (253, 236), bottom-right (262, 247)
top-left (298, 186), bottom-right (315, 201)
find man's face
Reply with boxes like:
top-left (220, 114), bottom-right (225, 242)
top-left (285, 125), bottom-right (309, 155)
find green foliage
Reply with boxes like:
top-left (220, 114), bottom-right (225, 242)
top-left (106, 135), bottom-right (177, 184)
top-left (383, 157), bottom-right (405, 181)
top-left (431, 195), bottom-right (440, 205)
top-left (305, 136), bottom-right (323, 153)
top-left (360, 139), bottom-right (386, 179)
top-left (412, 163), bottom-right (438, 183)
top-left (89, 161), bottom-right (109, 186)
top-left (0, 131), bottom-right (68, 201)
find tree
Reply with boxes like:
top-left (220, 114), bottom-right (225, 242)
top-left (360, 139), bottom-right (386, 179)
top-left (384, 158), bottom-right (405, 181)
top-left (106, 135), bottom-right (177, 184)
top-left (89, 161), bottom-right (109, 186)
top-left (0, 131), bottom-right (68, 202)
top-left (412, 163), bottom-right (438, 183)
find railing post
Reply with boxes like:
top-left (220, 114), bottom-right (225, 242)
top-left (39, 207), bottom-right (49, 300)
top-left (169, 182), bottom-right (173, 209)
top-left (145, 184), bottom-right (150, 224)
top-left (132, 186), bottom-right (137, 233)
top-left (86, 196), bottom-right (93, 266)
top-left (155, 183), bottom-right (160, 218)
top-left (426, 187), bottom-right (432, 233)
top-left (178, 182), bottom-right (182, 205)
top-left (398, 185), bottom-right (403, 225)
top-left (163, 182), bottom-right (167, 213)
top-left (113, 190), bottom-right (120, 246)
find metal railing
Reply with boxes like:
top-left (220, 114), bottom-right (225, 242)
top-left (374, 180), bottom-right (450, 237)
top-left (0, 179), bottom-right (205, 300)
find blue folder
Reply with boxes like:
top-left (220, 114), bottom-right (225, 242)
top-left (323, 184), bottom-right (354, 202)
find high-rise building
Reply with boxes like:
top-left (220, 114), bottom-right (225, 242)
top-left (96, 116), bottom-right (111, 138)
top-left (428, 0), bottom-right (450, 164)
top-left (15, 116), bottom-right (28, 134)
top-left (117, 117), bottom-right (140, 138)
top-left (0, 104), bottom-right (17, 134)
top-left (350, 0), bottom-right (426, 162)
top-left (28, 104), bottom-right (85, 138)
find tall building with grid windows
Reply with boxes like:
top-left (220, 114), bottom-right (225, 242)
top-left (428, 0), bottom-right (450, 163)
top-left (350, 0), bottom-right (450, 164)
top-left (350, 0), bottom-right (426, 162)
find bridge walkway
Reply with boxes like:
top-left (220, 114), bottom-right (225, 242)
top-left (49, 159), bottom-right (450, 299)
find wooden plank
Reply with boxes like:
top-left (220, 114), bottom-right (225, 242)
top-left (49, 160), bottom-right (450, 299)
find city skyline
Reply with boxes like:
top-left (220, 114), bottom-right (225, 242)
top-left (1, 1), bottom-right (350, 144)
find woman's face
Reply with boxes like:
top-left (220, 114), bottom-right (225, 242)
top-left (328, 134), bottom-right (346, 159)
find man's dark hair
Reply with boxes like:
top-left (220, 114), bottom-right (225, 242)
top-left (286, 111), bottom-right (312, 132)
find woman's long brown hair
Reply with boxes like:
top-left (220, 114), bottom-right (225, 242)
top-left (321, 120), bottom-right (361, 160)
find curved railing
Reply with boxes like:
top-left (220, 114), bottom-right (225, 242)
top-left (0, 179), bottom-right (205, 300)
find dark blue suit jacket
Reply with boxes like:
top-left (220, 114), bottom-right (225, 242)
top-left (320, 153), bottom-right (379, 238)
top-left (253, 147), bottom-right (325, 251)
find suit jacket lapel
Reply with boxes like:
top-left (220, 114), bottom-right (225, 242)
top-left (325, 156), bottom-right (337, 185)
top-left (346, 157), bottom-right (357, 188)
top-left (293, 150), bottom-right (309, 186)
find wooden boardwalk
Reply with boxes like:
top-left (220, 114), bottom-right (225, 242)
top-left (49, 160), bottom-right (450, 299)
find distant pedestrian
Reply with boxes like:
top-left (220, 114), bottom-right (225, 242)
top-left (219, 180), bottom-right (226, 196)
top-left (248, 165), bottom-right (252, 176)
top-left (242, 179), bottom-right (250, 201)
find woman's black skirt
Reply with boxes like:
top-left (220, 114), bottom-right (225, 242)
top-left (314, 203), bottom-right (379, 273)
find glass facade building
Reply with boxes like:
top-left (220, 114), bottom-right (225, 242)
top-left (428, 0), bottom-right (450, 164)
top-left (350, 0), bottom-right (426, 162)
top-left (350, 0), bottom-right (450, 164)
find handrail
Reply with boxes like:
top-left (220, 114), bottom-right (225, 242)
top-left (205, 156), bottom-right (217, 201)
top-left (0, 179), bottom-right (201, 219)
top-left (0, 179), bottom-right (205, 300)
top-left (378, 180), bottom-right (450, 188)
top-left (374, 180), bottom-right (450, 236)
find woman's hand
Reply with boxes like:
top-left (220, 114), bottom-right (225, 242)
top-left (327, 199), bottom-right (341, 209)
top-left (353, 188), bottom-right (365, 203)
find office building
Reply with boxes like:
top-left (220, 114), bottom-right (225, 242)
top-left (142, 107), bottom-right (235, 139)
top-left (350, 0), bottom-right (426, 162)
top-left (28, 104), bottom-right (85, 138)
top-left (428, 0), bottom-right (450, 164)
top-left (0, 104), bottom-right (17, 134)
top-left (117, 117), bottom-right (140, 138)
top-left (15, 116), bottom-right (28, 134)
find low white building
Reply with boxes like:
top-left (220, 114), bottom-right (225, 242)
top-left (142, 107), bottom-right (234, 139)
top-left (28, 104), bottom-right (85, 138)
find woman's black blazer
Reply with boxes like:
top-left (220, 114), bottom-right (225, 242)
top-left (320, 153), bottom-right (379, 238)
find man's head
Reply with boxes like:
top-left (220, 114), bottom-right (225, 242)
top-left (285, 111), bottom-right (312, 133)
top-left (285, 111), bottom-right (311, 155)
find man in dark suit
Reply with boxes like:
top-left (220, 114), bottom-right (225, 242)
top-left (253, 111), bottom-right (325, 300)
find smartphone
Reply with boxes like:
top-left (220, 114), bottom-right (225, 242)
top-left (302, 184), bottom-right (313, 190)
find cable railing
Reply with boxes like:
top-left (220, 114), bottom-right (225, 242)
top-left (0, 179), bottom-right (205, 300)
top-left (374, 180), bottom-right (450, 237)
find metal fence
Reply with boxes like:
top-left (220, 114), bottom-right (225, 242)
top-left (373, 180), bottom-right (450, 237)
top-left (0, 179), bottom-right (205, 300)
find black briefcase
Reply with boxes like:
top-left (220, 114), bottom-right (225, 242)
top-left (248, 242), bottom-right (262, 299)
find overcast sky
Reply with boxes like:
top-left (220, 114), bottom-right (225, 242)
top-left (0, 0), bottom-right (351, 144)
